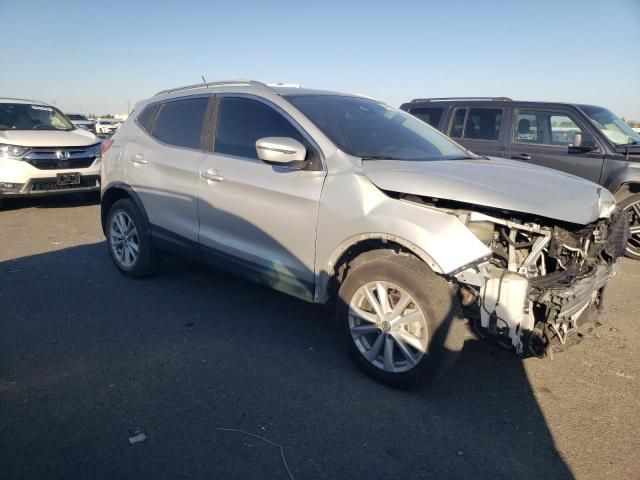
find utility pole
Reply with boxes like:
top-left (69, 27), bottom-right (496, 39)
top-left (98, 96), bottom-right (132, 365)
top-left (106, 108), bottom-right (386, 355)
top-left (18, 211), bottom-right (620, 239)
top-left (127, 100), bottom-right (130, 116)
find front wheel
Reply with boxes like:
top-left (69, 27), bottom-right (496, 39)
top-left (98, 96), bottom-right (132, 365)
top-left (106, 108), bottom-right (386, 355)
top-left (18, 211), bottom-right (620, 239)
top-left (336, 254), bottom-right (465, 388)
top-left (619, 193), bottom-right (640, 260)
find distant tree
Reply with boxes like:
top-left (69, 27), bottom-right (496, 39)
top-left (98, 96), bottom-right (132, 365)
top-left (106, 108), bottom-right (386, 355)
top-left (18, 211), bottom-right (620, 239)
top-left (102, 114), bottom-right (114, 119)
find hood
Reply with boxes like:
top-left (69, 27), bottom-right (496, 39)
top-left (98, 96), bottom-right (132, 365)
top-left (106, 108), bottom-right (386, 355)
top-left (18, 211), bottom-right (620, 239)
top-left (361, 156), bottom-right (614, 225)
top-left (0, 128), bottom-right (98, 147)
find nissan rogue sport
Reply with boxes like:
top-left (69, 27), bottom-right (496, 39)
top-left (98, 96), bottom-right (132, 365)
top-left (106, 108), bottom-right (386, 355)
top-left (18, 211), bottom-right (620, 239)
top-left (0, 98), bottom-right (102, 206)
top-left (100, 80), bottom-right (628, 387)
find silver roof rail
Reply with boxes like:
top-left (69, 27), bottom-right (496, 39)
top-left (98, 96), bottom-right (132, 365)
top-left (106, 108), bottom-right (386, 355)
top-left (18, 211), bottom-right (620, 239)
top-left (410, 96), bottom-right (513, 103)
top-left (154, 79), bottom-right (273, 97)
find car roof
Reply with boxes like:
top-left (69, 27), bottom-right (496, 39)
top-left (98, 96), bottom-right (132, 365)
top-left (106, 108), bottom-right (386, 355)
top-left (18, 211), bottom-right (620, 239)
top-left (0, 98), bottom-right (52, 106)
top-left (403, 98), bottom-right (598, 110)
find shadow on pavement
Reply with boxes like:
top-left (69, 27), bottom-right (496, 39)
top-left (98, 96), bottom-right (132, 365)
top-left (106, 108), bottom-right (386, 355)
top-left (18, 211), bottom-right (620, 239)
top-left (0, 192), bottom-right (100, 211)
top-left (0, 239), bottom-right (574, 479)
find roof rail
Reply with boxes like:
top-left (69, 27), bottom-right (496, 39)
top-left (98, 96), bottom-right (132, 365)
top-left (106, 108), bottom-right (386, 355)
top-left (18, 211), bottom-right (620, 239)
top-left (410, 96), bottom-right (513, 103)
top-left (154, 79), bottom-right (273, 97)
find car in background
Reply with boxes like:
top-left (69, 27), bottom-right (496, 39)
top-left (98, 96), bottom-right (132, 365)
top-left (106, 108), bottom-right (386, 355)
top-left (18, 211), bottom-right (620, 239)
top-left (400, 97), bottom-right (640, 259)
top-left (95, 119), bottom-right (119, 136)
top-left (66, 113), bottom-right (96, 133)
top-left (0, 98), bottom-right (102, 206)
top-left (99, 80), bottom-right (626, 388)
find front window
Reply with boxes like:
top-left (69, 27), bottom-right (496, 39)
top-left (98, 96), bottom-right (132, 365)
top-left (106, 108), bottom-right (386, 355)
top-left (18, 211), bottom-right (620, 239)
top-left (514, 110), bottom-right (582, 146)
top-left (286, 95), bottom-right (471, 161)
top-left (580, 105), bottom-right (640, 146)
top-left (0, 103), bottom-right (75, 131)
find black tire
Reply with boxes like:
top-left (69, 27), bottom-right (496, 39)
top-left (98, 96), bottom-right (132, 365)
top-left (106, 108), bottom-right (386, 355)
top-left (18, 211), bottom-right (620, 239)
top-left (619, 193), bottom-right (640, 260)
top-left (336, 254), bottom-right (465, 389)
top-left (106, 198), bottom-right (158, 278)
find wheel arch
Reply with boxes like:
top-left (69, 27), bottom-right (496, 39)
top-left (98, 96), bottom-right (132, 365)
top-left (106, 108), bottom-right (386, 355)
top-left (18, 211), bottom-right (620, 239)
top-left (315, 233), bottom-right (443, 305)
top-left (100, 183), bottom-right (148, 235)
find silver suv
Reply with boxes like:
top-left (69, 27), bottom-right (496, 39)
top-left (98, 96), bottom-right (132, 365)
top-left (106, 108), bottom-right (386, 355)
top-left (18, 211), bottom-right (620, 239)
top-left (100, 80), bottom-right (628, 387)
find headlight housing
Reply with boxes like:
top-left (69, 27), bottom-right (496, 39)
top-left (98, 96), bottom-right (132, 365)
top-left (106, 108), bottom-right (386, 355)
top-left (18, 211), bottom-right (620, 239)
top-left (0, 143), bottom-right (29, 160)
top-left (88, 143), bottom-right (102, 157)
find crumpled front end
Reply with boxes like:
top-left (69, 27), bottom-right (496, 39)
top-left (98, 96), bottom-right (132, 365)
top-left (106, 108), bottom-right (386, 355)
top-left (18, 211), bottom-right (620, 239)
top-left (453, 206), bottom-right (629, 355)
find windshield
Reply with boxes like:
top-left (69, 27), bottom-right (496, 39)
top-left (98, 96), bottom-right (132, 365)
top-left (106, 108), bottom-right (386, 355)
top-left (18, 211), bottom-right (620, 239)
top-left (286, 95), bottom-right (472, 161)
top-left (580, 105), bottom-right (640, 146)
top-left (67, 114), bottom-right (88, 121)
top-left (0, 103), bottom-right (75, 131)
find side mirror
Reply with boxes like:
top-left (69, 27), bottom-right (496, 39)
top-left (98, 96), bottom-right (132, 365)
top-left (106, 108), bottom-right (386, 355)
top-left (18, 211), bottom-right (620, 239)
top-left (569, 132), bottom-right (598, 153)
top-left (256, 137), bottom-right (307, 168)
top-left (77, 124), bottom-right (88, 130)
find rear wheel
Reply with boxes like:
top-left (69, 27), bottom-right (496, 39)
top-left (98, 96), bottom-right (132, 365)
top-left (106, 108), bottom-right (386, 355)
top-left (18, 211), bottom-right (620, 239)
top-left (106, 198), bottom-right (157, 277)
top-left (619, 193), bottom-right (640, 260)
top-left (336, 254), bottom-right (465, 388)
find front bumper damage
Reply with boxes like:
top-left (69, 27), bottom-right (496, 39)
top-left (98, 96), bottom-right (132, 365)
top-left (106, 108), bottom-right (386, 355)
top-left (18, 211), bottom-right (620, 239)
top-left (454, 207), bottom-right (629, 356)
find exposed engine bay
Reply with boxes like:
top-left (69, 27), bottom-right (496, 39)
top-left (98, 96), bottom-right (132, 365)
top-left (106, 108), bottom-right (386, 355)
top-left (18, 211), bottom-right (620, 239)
top-left (398, 194), bottom-right (630, 356)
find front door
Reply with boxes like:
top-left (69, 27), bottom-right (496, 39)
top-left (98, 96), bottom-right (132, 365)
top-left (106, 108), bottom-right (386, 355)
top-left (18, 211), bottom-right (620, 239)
top-left (506, 107), bottom-right (605, 184)
top-left (197, 95), bottom-right (326, 300)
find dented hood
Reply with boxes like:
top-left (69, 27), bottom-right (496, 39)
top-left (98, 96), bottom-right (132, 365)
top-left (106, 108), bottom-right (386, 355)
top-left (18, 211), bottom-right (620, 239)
top-left (361, 156), bottom-right (613, 225)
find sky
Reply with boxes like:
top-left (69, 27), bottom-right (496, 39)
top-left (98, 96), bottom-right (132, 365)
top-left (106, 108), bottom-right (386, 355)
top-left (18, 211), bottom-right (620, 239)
top-left (1, 0), bottom-right (639, 119)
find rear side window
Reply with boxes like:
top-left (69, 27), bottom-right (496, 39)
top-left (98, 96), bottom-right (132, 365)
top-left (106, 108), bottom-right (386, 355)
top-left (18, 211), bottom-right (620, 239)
top-left (153, 97), bottom-right (209, 149)
top-left (214, 97), bottom-right (304, 159)
top-left (463, 108), bottom-right (502, 140)
top-left (408, 107), bottom-right (443, 128)
top-left (450, 108), bottom-right (503, 140)
top-left (136, 104), bottom-right (158, 134)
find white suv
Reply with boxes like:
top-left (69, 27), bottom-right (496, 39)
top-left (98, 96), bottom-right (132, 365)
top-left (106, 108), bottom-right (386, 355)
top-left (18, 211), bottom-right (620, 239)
top-left (95, 119), bottom-right (119, 136)
top-left (100, 80), bottom-right (627, 387)
top-left (0, 98), bottom-right (102, 205)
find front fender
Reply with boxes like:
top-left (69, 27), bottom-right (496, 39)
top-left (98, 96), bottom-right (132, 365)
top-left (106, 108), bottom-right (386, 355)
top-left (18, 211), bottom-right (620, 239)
top-left (314, 172), bottom-right (491, 303)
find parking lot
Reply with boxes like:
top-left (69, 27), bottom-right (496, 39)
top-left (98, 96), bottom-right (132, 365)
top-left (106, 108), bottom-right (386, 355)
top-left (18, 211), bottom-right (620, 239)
top-left (1, 195), bottom-right (639, 480)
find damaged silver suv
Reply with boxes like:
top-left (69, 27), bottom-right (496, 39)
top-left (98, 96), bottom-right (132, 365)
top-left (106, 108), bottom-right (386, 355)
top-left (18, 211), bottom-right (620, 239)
top-left (101, 80), bottom-right (628, 387)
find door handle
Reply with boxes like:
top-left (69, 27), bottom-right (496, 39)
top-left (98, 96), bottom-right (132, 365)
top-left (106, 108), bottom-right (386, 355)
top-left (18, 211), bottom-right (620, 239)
top-left (130, 153), bottom-right (148, 165)
top-left (511, 153), bottom-right (532, 161)
top-left (200, 169), bottom-right (224, 182)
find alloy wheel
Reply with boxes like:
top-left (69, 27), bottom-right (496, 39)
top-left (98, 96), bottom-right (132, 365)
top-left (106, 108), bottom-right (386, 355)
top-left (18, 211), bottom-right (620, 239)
top-left (624, 200), bottom-right (640, 257)
top-left (109, 211), bottom-right (139, 268)
top-left (348, 281), bottom-right (428, 373)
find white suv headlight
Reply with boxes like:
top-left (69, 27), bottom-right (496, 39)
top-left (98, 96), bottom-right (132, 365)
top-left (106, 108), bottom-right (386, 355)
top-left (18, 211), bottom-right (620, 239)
top-left (0, 143), bottom-right (29, 160)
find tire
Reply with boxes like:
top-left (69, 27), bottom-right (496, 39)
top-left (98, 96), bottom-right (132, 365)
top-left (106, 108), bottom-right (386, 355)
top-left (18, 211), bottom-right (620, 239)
top-left (618, 193), bottom-right (640, 260)
top-left (106, 198), bottom-right (158, 277)
top-left (336, 254), bottom-right (465, 389)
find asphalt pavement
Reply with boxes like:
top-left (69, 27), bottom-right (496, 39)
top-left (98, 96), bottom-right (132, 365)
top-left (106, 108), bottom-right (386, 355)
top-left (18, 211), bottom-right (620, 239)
top-left (1, 194), bottom-right (638, 480)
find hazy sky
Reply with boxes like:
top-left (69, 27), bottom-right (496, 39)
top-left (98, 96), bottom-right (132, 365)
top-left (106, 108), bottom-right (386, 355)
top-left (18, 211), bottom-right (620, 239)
top-left (1, 0), bottom-right (639, 118)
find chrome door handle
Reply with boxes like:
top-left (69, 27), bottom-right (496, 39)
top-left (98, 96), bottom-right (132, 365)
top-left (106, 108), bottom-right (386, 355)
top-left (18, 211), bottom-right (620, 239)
top-left (130, 153), bottom-right (148, 165)
top-left (511, 153), bottom-right (532, 161)
top-left (200, 169), bottom-right (224, 182)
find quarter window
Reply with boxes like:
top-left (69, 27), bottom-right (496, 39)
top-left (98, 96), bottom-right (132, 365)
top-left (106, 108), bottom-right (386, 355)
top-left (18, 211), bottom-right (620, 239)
top-left (137, 104), bottom-right (158, 134)
top-left (153, 97), bottom-right (209, 149)
top-left (214, 97), bottom-right (305, 160)
top-left (408, 107), bottom-right (443, 128)
top-left (514, 110), bottom-right (583, 146)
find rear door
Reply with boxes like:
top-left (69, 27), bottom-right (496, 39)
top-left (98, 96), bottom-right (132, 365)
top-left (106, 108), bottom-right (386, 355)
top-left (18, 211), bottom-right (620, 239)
top-left (447, 106), bottom-right (508, 157)
top-left (197, 95), bottom-right (326, 300)
top-left (126, 96), bottom-right (210, 243)
top-left (506, 106), bottom-right (605, 183)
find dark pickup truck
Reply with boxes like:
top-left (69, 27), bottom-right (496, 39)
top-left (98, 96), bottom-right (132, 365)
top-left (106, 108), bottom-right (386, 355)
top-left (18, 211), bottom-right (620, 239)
top-left (400, 97), bottom-right (640, 258)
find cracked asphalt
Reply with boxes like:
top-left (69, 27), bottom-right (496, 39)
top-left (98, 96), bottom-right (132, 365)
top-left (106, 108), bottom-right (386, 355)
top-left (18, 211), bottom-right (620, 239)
top-left (1, 194), bottom-right (639, 480)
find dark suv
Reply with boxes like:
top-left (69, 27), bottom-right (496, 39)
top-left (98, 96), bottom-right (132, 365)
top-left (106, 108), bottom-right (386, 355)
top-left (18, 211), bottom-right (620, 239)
top-left (400, 97), bottom-right (640, 259)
